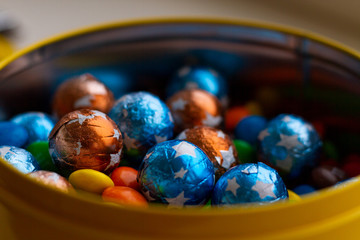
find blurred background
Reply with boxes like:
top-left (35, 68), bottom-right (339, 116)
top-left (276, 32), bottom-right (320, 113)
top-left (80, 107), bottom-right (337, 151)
top-left (1, 0), bottom-right (360, 52)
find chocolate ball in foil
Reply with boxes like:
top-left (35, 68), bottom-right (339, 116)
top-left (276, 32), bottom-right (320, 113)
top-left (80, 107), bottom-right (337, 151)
top-left (28, 170), bottom-right (74, 193)
top-left (49, 109), bottom-right (123, 176)
top-left (258, 114), bottom-right (322, 178)
top-left (212, 162), bottom-right (288, 205)
top-left (166, 66), bottom-right (228, 106)
top-left (166, 89), bottom-right (223, 132)
top-left (0, 146), bottom-right (40, 173)
top-left (138, 140), bottom-right (215, 207)
top-left (10, 112), bottom-right (55, 146)
top-left (52, 73), bottom-right (114, 119)
top-left (109, 92), bottom-right (174, 157)
top-left (177, 126), bottom-right (239, 180)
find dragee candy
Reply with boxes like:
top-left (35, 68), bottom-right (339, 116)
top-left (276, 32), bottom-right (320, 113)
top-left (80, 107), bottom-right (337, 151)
top-left (69, 169), bottom-right (114, 194)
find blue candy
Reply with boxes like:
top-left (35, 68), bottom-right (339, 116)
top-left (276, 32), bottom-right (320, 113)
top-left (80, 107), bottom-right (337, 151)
top-left (234, 115), bottom-right (267, 146)
top-left (258, 114), bottom-right (322, 178)
top-left (138, 140), bottom-right (215, 207)
top-left (292, 184), bottom-right (316, 195)
top-left (0, 146), bottom-right (40, 173)
top-left (166, 66), bottom-right (228, 105)
top-left (0, 122), bottom-right (29, 147)
top-left (10, 112), bottom-right (55, 146)
top-left (109, 92), bottom-right (174, 156)
top-left (212, 162), bottom-right (288, 205)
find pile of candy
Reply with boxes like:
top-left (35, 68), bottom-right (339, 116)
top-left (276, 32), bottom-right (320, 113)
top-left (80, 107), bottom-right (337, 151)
top-left (0, 66), bottom-right (357, 208)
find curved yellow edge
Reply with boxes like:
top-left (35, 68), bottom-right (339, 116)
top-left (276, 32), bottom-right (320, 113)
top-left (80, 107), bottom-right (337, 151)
top-left (0, 17), bottom-right (360, 216)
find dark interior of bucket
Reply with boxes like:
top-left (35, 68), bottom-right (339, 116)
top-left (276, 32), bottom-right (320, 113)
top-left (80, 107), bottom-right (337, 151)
top-left (0, 22), bottom-right (359, 165)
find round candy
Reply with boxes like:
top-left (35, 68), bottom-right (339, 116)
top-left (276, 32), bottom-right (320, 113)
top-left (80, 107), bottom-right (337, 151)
top-left (177, 126), bottom-right (239, 180)
top-left (166, 89), bottom-right (222, 132)
top-left (166, 66), bottom-right (228, 106)
top-left (110, 167), bottom-right (140, 191)
top-left (138, 140), bottom-right (215, 207)
top-left (0, 146), bottom-right (39, 173)
top-left (258, 114), bottom-right (322, 178)
top-left (10, 112), bottom-right (55, 146)
top-left (292, 184), bottom-right (316, 195)
top-left (26, 141), bottom-right (57, 171)
top-left (225, 106), bottom-right (250, 131)
top-left (212, 162), bottom-right (288, 205)
top-left (311, 165), bottom-right (347, 188)
top-left (0, 121), bottom-right (28, 147)
top-left (28, 170), bottom-right (74, 193)
top-left (233, 139), bottom-right (256, 164)
top-left (109, 91), bottom-right (174, 156)
top-left (52, 73), bottom-right (114, 119)
top-left (69, 169), bottom-right (114, 195)
top-left (49, 109), bottom-right (123, 176)
top-left (102, 186), bottom-right (148, 207)
top-left (235, 115), bottom-right (267, 146)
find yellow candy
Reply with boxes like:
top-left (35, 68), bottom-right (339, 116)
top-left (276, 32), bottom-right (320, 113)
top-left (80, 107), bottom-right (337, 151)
top-left (288, 190), bottom-right (302, 202)
top-left (69, 169), bottom-right (114, 195)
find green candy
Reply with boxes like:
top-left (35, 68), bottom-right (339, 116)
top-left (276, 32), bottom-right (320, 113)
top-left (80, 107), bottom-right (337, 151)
top-left (233, 139), bottom-right (256, 164)
top-left (203, 199), bottom-right (212, 209)
top-left (26, 141), bottom-right (57, 171)
top-left (322, 141), bottom-right (339, 161)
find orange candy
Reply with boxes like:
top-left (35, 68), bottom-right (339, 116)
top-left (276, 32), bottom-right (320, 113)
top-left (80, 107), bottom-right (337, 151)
top-left (225, 106), bottom-right (250, 131)
top-left (102, 186), bottom-right (148, 207)
top-left (110, 167), bottom-right (140, 191)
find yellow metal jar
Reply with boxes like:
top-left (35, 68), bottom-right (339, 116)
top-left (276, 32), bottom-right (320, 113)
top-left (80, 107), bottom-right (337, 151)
top-left (0, 18), bottom-right (360, 240)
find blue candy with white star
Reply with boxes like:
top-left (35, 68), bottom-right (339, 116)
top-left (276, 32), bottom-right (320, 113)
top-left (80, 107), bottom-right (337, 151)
top-left (258, 114), bottom-right (322, 178)
top-left (109, 92), bottom-right (174, 157)
top-left (0, 146), bottom-right (40, 173)
top-left (166, 66), bottom-right (228, 105)
top-left (212, 162), bottom-right (288, 205)
top-left (138, 140), bottom-right (215, 207)
top-left (10, 112), bottom-right (55, 146)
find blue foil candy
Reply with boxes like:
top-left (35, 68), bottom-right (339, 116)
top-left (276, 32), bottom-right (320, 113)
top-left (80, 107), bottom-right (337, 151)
top-left (234, 115), bottom-right (267, 146)
top-left (10, 112), bottom-right (55, 146)
top-left (0, 121), bottom-right (29, 147)
top-left (109, 92), bottom-right (174, 156)
top-left (258, 114), bottom-right (322, 178)
top-left (138, 140), bottom-right (215, 207)
top-left (212, 162), bottom-right (288, 205)
top-left (166, 66), bottom-right (228, 105)
top-left (0, 146), bottom-right (40, 173)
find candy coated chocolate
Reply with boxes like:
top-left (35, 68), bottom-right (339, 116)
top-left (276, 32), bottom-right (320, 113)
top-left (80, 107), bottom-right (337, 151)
top-left (49, 109), bottom-right (123, 176)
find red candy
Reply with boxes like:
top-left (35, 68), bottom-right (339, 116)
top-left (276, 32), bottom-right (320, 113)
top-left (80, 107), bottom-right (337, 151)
top-left (110, 167), bottom-right (140, 191)
top-left (225, 106), bottom-right (249, 131)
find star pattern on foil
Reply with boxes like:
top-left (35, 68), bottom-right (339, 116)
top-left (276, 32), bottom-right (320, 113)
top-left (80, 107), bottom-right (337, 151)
top-left (217, 131), bottom-right (226, 139)
top-left (73, 95), bottom-right (94, 108)
top-left (171, 98), bottom-right (187, 111)
top-left (220, 146), bottom-right (235, 169)
top-left (177, 130), bottom-right (187, 140)
top-left (145, 151), bottom-right (154, 160)
top-left (92, 110), bottom-right (108, 120)
top-left (174, 167), bottom-right (188, 179)
top-left (113, 129), bottom-right (120, 140)
top-left (305, 123), bottom-right (313, 131)
top-left (104, 150), bottom-right (122, 171)
top-left (276, 155), bottom-right (293, 172)
top-left (225, 177), bottom-right (240, 196)
top-left (202, 112), bottom-right (222, 127)
top-left (215, 156), bottom-right (221, 164)
top-left (0, 146), bottom-right (12, 157)
top-left (76, 113), bottom-right (95, 125)
top-left (75, 142), bottom-right (82, 155)
top-left (276, 134), bottom-right (301, 150)
top-left (241, 165), bottom-right (258, 175)
top-left (155, 135), bottom-right (167, 143)
top-left (251, 180), bottom-right (276, 199)
top-left (165, 191), bottom-right (190, 207)
top-left (123, 132), bottom-right (137, 150)
top-left (168, 112), bottom-right (174, 123)
top-left (258, 129), bottom-right (270, 141)
top-left (142, 189), bottom-right (156, 201)
top-left (172, 141), bottom-right (197, 159)
top-left (282, 115), bottom-right (292, 122)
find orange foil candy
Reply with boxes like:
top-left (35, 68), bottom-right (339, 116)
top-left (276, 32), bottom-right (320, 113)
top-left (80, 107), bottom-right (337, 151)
top-left (177, 126), bottom-right (240, 180)
top-left (166, 89), bottom-right (222, 132)
top-left (49, 109), bottom-right (123, 176)
top-left (52, 73), bottom-right (114, 119)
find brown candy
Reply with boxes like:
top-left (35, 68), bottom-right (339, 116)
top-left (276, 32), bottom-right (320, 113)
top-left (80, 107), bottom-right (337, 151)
top-left (177, 126), bottom-right (239, 180)
top-left (49, 109), bottom-right (123, 175)
top-left (311, 165), bottom-right (347, 188)
top-left (166, 89), bottom-right (222, 133)
top-left (28, 170), bottom-right (74, 193)
top-left (52, 73), bottom-right (114, 119)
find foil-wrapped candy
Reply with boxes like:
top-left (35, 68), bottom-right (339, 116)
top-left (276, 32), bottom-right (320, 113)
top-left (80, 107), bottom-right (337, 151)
top-left (177, 126), bottom-right (239, 180)
top-left (0, 146), bottom-right (40, 173)
top-left (138, 140), bottom-right (215, 207)
top-left (258, 114), bottom-right (322, 178)
top-left (166, 89), bottom-right (223, 132)
top-left (28, 170), bottom-right (74, 193)
top-left (212, 162), bottom-right (288, 205)
top-left (49, 109), bottom-right (123, 176)
top-left (52, 73), bottom-right (114, 119)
